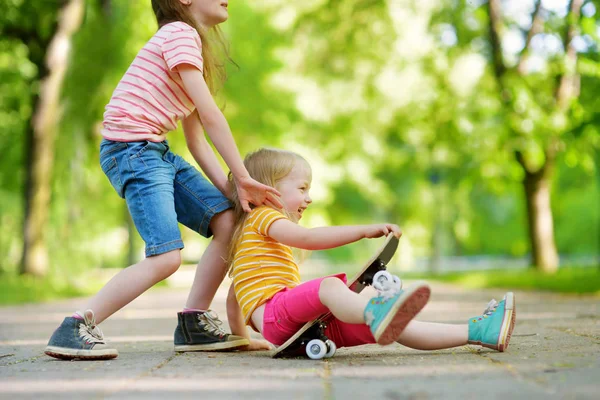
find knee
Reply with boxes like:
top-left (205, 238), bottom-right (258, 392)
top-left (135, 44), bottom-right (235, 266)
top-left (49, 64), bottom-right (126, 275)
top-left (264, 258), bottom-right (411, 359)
top-left (154, 250), bottom-right (181, 280)
top-left (210, 210), bottom-right (235, 242)
top-left (319, 277), bottom-right (345, 299)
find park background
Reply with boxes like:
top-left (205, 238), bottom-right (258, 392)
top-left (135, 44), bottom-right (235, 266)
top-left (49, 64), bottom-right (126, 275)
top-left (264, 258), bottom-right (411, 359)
top-left (1, 0), bottom-right (599, 304)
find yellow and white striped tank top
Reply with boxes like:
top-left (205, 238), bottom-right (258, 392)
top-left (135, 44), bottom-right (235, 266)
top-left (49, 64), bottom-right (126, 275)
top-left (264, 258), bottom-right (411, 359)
top-left (231, 206), bottom-right (301, 327)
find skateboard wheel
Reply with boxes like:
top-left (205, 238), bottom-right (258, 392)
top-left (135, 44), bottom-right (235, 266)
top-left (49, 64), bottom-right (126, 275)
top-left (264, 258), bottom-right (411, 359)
top-left (306, 339), bottom-right (327, 360)
top-left (392, 275), bottom-right (402, 290)
top-left (324, 340), bottom-right (337, 358)
top-left (373, 270), bottom-right (393, 290)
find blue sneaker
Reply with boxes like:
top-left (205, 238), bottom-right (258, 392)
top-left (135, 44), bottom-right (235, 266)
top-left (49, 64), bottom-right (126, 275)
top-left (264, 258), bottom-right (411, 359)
top-left (468, 292), bottom-right (516, 352)
top-left (45, 310), bottom-right (118, 360)
top-left (364, 281), bottom-right (431, 345)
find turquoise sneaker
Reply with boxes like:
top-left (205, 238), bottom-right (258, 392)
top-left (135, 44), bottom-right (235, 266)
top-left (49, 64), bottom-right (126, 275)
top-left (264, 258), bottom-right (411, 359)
top-left (468, 292), bottom-right (516, 352)
top-left (364, 281), bottom-right (431, 345)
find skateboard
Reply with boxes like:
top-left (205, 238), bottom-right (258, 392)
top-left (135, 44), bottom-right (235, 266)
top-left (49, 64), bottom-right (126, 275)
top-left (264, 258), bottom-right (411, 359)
top-left (272, 234), bottom-right (401, 359)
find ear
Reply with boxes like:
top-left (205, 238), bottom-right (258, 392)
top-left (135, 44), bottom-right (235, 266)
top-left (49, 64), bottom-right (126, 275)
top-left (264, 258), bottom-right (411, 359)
top-left (177, 0), bottom-right (192, 5)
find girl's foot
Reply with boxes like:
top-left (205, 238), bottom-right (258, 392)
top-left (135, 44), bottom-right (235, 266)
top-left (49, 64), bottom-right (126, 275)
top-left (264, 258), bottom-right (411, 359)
top-left (45, 309), bottom-right (118, 360)
top-left (174, 310), bottom-right (249, 351)
top-left (364, 281), bottom-right (431, 345)
top-left (468, 292), bottom-right (516, 352)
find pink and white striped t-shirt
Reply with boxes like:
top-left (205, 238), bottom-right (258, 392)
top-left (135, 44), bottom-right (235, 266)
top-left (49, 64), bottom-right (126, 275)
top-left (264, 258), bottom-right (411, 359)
top-left (101, 21), bottom-right (204, 142)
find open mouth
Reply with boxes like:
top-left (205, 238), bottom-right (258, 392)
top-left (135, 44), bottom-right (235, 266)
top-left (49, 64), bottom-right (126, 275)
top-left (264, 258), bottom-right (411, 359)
top-left (221, 2), bottom-right (228, 9)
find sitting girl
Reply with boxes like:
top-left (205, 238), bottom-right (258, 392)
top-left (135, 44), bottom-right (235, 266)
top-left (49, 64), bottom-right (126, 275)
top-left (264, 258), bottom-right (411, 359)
top-left (225, 148), bottom-right (516, 354)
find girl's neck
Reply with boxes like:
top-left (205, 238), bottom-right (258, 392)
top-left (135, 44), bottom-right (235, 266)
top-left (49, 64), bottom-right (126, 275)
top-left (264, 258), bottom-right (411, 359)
top-left (194, 14), bottom-right (216, 29)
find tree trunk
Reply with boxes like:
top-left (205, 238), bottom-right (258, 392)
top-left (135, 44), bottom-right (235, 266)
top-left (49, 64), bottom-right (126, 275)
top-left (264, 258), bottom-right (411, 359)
top-left (429, 179), bottom-right (443, 274)
top-left (488, 0), bottom-right (583, 273)
top-left (522, 170), bottom-right (559, 273)
top-left (595, 148), bottom-right (600, 271)
top-left (429, 219), bottom-right (442, 275)
top-left (20, 0), bottom-right (85, 276)
top-left (487, 0), bottom-right (506, 79)
top-left (517, 149), bottom-right (559, 273)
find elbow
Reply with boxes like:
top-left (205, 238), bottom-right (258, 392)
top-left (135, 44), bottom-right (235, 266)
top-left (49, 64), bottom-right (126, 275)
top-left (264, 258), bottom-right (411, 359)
top-left (225, 283), bottom-right (236, 311)
top-left (295, 230), bottom-right (323, 251)
top-left (197, 108), bottom-right (223, 129)
top-left (303, 241), bottom-right (322, 251)
top-left (184, 132), bottom-right (209, 155)
top-left (227, 284), bottom-right (237, 304)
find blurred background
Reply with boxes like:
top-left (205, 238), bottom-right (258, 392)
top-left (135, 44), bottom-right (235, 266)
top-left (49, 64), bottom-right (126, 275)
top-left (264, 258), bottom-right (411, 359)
top-left (1, 0), bottom-right (599, 303)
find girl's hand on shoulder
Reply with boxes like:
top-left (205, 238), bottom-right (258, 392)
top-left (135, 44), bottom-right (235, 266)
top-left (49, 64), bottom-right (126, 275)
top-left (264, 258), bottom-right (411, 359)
top-left (235, 175), bottom-right (282, 212)
top-left (364, 223), bottom-right (402, 239)
top-left (240, 338), bottom-right (273, 351)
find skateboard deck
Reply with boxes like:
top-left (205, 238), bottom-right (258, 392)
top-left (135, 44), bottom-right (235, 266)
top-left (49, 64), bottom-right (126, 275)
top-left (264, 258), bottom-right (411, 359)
top-left (272, 235), bottom-right (400, 359)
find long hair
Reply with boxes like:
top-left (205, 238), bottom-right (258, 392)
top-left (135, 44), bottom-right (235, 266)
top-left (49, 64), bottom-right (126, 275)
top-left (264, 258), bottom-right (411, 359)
top-left (226, 148), bottom-right (311, 272)
top-left (151, 0), bottom-right (232, 94)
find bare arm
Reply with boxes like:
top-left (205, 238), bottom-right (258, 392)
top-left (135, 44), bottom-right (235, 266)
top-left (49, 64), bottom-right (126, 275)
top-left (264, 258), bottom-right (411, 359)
top-left (179, 66), bottom-right (247, 178)
top-left (177, 65), bottom-right (281, 210)
top-left (182, 111), bottom-right (228, 194)
top-left (226, 283), bottom-right (272, 351)
top-left (226, 283), bottom-right (248, 339)
top-left (268, 218), bottom-right (402, 251)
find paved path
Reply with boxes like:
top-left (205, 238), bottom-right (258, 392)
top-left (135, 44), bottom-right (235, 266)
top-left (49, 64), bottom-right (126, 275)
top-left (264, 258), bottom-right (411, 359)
top-left (0, 279), bottom-right (598, 399)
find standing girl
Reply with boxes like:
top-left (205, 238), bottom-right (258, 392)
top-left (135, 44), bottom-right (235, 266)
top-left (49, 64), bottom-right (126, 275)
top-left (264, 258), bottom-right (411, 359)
top-left (225, 148), bottom-right (516, 354)
top-left (45, 0), bottom-right (278, 360)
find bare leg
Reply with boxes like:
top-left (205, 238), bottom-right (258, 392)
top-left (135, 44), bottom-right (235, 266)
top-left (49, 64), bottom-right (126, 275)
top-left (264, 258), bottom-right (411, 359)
top-left (396, 321), bottom-right (468, 350)
top-left (82, 250), bottom-right (181, 324)
top-left (185, 210), bottom-right (234, 310)
top-left (359, 285), bottom-right (467, 350)
top-left (319, 277), bottom-right (369, 324)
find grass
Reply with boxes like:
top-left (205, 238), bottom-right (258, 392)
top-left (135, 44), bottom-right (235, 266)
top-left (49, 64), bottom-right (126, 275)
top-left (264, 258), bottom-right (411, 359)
top-left (0, 272), bottom-right (168, 305)
top-left (0, 275), bottom-right (96, 305)
top-left (404, 266), bottom-right (600, 295)
top-left (2, 266), bottom-right (598, 306)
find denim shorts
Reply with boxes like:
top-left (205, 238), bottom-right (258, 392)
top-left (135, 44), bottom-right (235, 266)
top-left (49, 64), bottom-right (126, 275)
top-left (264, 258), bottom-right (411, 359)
top-left (99, 139), bottom-right (232, 257)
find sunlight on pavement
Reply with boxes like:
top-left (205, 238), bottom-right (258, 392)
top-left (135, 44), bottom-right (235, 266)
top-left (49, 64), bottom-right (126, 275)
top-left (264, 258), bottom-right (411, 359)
top-left (0, 378), bottom-right (320, 394)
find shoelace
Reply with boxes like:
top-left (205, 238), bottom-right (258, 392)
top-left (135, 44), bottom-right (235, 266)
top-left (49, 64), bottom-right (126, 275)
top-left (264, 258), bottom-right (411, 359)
top-left (78, 311), bottom-right (105, 344)
top-left (482, 299), bottom-right (499, 317)
top-left (198, 310), bottom-right (228, 337)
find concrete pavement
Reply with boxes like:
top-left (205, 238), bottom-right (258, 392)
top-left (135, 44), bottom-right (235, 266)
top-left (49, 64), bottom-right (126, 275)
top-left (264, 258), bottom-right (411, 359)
top-left (0, 278), bottom-right (598, 399)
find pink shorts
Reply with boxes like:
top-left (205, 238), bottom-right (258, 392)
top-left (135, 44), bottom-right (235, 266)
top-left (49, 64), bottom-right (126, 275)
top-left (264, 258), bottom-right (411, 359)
top-left (261, 273), bottom-right (376, 348)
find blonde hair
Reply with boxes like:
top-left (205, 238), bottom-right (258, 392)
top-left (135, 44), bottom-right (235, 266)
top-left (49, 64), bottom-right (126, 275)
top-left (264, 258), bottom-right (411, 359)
top-left (151, 0), bottom-right (232, 94)
top-left (226, 148), bottom-right (311, 271)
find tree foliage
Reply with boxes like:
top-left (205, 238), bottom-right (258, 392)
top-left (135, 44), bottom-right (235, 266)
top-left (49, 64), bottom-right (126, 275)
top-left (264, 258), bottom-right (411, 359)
top-left (0, 0), bottom-right (598, 279)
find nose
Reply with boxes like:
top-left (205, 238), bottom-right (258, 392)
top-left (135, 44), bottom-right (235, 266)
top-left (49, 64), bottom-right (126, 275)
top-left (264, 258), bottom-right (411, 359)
top-left (305, 194), bottom-right (312, 204)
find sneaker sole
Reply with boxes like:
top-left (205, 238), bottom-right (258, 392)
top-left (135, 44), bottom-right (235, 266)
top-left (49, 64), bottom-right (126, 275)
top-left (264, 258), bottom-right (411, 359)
top-left (496, 292), bottom-right (515, 352)
top-left (374, 282), bottom-right (431, 345)
top-left (174, 337), bottom-right (249, 352)
top-left (44, 346), bottom-right (118, 361)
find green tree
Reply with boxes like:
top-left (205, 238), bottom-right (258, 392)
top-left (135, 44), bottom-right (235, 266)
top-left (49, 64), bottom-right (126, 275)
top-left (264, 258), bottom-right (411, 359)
top-left (52, 0), bottom-right (156, 271)
top-left (1, 0), bottom-right (85, 276)
top-left (486, 0), bottom-right (598, 272)
top-left (261, 0), bottom-right (599, 271)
